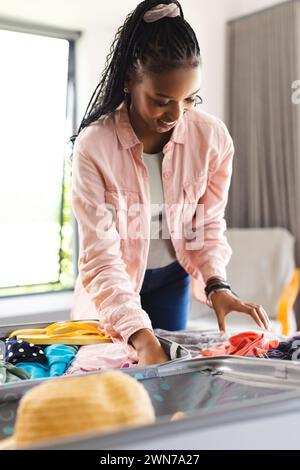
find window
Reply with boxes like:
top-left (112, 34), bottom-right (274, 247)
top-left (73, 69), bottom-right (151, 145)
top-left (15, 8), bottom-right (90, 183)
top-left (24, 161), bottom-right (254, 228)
top-left (0, 21), bottom-right (80, 297)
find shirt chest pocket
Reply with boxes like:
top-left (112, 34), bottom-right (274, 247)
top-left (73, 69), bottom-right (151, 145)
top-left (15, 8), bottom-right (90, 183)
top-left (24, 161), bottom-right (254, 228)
top-left (104, 190), bottom-right (141, 247)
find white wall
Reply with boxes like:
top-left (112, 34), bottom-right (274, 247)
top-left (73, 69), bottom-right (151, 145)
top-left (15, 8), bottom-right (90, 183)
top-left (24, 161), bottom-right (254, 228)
top-left (75, 29), bottom-right (114, 126)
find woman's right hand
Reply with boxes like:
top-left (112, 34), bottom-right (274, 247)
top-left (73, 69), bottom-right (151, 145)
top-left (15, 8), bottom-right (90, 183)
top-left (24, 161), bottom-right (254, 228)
top-left (129, 329), bottom-right (169, 366)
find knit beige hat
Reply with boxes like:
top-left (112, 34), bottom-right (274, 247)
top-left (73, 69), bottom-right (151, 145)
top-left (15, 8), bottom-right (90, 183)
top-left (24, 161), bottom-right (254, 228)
top-left (0, 371), bottom-right (155, 450)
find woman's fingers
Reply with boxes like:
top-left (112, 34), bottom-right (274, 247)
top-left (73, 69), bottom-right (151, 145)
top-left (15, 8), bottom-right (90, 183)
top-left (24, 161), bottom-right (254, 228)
top-left (237, 302), bottom-right (265, 329)
top-left (215, 311), bottom-right (226, 337)
top-left (257, 305), bottom-right (271, 330)
top-left (244, 303), bottom-right (270, 330)
top-left (244, 302), bottom-right (270, 330)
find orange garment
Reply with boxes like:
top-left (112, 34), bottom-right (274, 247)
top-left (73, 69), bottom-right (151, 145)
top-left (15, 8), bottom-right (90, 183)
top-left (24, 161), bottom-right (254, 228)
top-left (198, 331), bottom-right (279, 358)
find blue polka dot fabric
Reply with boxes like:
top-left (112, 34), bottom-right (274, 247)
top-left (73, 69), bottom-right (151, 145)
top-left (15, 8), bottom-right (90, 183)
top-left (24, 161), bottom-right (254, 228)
top-left (5, 337), bottom-right (47, 365)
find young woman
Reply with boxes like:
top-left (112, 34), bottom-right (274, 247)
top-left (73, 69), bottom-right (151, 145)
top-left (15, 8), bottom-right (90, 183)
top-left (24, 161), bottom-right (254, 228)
top-left (70, 0), bottom-right (270, 366)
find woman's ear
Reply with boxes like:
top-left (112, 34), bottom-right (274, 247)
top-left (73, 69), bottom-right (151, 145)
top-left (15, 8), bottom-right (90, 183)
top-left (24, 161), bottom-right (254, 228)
top-left (125, 64), bottom-right (140, 93)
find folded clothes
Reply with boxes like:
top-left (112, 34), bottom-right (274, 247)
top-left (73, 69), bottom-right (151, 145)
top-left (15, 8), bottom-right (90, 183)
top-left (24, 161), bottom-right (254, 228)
top-left (16, 344), bottom-right (78, 379)
top-left (195, 331), bottom-right (279, 358)
top-left (65, 342), bottom-right (138, 375)
top-left (0, 360), bottom-right (30, 384)
top-left (267, 334), bottom-right (300, 361)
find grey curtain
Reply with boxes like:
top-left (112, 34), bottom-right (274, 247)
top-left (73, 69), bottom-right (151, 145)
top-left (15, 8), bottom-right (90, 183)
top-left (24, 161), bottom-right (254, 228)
top-left (226, 0), bottom-right (300, 267)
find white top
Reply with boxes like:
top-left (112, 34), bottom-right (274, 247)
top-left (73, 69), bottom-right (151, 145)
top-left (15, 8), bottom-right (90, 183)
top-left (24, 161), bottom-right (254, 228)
top-left (143, 151), bottom-right (177, 270)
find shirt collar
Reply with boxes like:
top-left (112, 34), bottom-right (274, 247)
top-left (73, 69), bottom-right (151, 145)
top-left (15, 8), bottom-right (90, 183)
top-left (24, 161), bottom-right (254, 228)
top-left (114, 100), bottom-right (186, 149)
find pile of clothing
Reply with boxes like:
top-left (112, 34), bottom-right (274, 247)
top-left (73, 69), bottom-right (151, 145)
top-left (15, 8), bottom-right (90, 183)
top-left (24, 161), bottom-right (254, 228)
top-left (1, 321), bottom-right (300, 385)
top-left (154, 329), bottom-right (300, 362)
top-left (0, 321), bottom-right (140, 383)
top-left (196, 331), bottom-right (279, 358)
top-left (4, 339), bottom-right (79, 379)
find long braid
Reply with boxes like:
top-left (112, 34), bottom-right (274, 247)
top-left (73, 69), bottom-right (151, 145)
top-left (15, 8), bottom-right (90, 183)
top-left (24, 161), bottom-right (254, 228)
top-left (69, 0), bottom-right (201, 151)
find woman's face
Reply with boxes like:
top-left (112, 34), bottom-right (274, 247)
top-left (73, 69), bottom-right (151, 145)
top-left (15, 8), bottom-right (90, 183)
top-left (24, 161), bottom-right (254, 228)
top-left (126, 64), bottom-right (202, 136)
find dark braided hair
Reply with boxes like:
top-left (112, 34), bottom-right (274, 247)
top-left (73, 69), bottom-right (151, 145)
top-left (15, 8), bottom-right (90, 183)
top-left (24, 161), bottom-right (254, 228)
top-left (69, 0), bottom-right (202, 149)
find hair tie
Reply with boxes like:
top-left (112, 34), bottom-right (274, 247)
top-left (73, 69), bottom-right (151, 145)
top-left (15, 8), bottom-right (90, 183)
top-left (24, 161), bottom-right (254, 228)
top-left (143, 3), bottom-right (180, 23)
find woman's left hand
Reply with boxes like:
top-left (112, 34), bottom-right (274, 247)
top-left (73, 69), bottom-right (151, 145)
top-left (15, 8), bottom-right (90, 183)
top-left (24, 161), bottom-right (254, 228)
top-left (210, 290), bottom-right (271, 336)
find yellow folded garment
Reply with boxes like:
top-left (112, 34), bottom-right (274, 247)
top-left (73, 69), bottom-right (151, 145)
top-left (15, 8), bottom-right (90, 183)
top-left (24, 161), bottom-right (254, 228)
top-left (9, 321), bottom-right (112, 345)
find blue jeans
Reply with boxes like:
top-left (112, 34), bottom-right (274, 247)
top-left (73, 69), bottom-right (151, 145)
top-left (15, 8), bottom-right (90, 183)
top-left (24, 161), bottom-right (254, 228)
top-left (140, 260), bottom-right (191, 331)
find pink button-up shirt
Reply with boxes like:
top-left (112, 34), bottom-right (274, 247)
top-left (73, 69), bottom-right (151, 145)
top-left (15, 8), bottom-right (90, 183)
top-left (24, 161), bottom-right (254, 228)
top-left (70, 100), bottom-right (234, 343)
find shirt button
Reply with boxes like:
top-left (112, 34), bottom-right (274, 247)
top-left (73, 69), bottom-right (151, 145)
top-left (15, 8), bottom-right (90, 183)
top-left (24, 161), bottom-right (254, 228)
top-left (163, 172), bottom-right (171, 180)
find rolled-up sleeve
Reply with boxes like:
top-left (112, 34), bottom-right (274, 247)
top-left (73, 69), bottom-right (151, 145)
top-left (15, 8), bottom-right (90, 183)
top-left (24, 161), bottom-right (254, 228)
top-left (71, 143), bottom-right (152, 343)
top-left (196, 121), bottom-right (234, 283)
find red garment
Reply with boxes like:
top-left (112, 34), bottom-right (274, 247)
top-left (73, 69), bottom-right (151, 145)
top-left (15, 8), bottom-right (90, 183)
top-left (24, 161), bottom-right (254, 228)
top-left (198, 331), bottom-right (279, 358)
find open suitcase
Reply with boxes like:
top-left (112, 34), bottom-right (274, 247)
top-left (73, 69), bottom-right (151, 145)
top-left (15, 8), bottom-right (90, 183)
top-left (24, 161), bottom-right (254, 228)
top-left (1, 320), bottom-right (300, 450)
